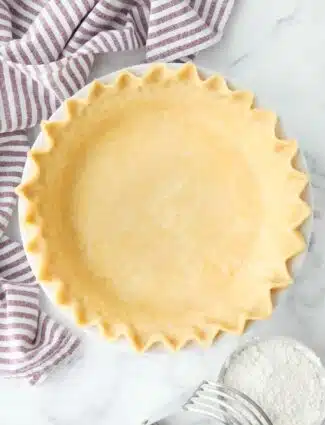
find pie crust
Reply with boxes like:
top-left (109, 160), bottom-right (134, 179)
top-left (17, 64), bottom-right (310, 351)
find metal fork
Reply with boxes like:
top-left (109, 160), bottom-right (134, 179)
top-left (183, 380), bottom-right (273, 425)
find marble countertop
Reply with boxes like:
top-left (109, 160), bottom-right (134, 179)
top-left (3, 0), bottom-right (325, 424)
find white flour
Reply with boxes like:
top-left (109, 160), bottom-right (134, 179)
top-left (222, 338), bottom-right (325, 425)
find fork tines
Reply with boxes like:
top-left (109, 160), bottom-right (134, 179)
top-left (183, 380), bottom-right (272, 425)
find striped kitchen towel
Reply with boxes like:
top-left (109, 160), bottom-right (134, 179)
top-left (0, 0), bottom-right (234, 384)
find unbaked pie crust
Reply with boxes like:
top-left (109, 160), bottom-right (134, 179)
top-left (17, 63), bottom-right (310, 351)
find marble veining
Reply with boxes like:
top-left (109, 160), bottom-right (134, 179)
top-left (3, 1), bottom-right (325, 424)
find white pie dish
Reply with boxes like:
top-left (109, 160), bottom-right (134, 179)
top-left (18, 63), bottom-right (313, 341)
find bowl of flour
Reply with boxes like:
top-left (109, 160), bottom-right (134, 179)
top-left (218, 337), bottom-right (325, 425)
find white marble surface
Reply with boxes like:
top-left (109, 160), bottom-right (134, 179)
top-left (3, 0), bottom-right (325, 424)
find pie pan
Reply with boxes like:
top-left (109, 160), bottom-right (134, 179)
top-left (17, 63), bottom-right (313, 350)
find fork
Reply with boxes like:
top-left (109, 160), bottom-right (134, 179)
top-left (183, 380), bottom-right (273, 425)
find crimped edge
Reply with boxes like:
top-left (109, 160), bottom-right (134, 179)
top-left (16, 63), bottom-right (311, 352)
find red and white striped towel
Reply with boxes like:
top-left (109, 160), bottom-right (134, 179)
top-left (0, 0), bottom-right (234, 384)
